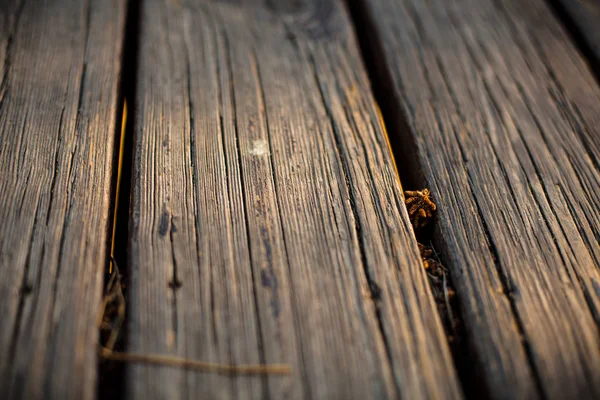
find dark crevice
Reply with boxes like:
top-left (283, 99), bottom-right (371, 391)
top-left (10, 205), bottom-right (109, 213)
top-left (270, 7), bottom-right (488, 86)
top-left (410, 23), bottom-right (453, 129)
top-left (17, 163), bottom-right (32, 215)
top-left (71, 0), bottom-right (92, 184)
top-left (544, 0), bottom-right (600, 85)
top-left (181, 8), bottom-right (197, 360)
top-left (46, 106), bottom-right (66, 226)
top-left (15, 106), bottom-right (29, 180)
top-left (97, 0), bottom-right (140, 398)
top-left (82, 0), bottom-right (92, 67)
top-left (344, 1), bottom-right (486, 399)
top-left (344, 7), bottom-right (423, 191)
top-left (168, 213), bottom-right (180, 348)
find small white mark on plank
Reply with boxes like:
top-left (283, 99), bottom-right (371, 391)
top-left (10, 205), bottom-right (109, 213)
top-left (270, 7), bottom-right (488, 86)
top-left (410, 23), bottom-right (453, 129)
top-left (248, 139), bottom-right (270, 156)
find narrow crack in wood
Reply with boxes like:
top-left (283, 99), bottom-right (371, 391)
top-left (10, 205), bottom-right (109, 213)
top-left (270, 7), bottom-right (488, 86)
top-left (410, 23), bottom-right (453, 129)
top-left (407, 190), bottom-right (460, 343)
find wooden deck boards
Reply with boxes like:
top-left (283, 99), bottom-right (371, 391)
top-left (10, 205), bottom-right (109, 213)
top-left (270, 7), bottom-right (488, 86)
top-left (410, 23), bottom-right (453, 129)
top-left (128, 0), bottom-right (462, 399)
top-left (1, 0), bottom-right (600, 398)
top-left (0, 0), bottom-right (126, 399)
top-left (356, 0), bottom-right (600, 398)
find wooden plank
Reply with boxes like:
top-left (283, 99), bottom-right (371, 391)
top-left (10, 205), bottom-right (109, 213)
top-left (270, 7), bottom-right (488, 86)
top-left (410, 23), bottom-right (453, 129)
top-left (355, 0), bottom-right (600, 398)
top-left (129, 0), bottom-right (463, 398)
top-left (0, 0), bottom-right (126, 399)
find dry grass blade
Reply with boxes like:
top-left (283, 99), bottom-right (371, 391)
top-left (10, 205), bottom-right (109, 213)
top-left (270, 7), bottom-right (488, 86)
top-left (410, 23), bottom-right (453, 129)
top-left (98, 348), bottom-right (292, 375)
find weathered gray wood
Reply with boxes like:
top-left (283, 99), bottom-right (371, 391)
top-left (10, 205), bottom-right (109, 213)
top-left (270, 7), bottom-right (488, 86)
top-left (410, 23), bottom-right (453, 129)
top-left (0, 0), bottom-right (126, 399)
top-left (356, 0), bottom-right (600, 398)
top-left (129, 0), bottom-right (463, 398)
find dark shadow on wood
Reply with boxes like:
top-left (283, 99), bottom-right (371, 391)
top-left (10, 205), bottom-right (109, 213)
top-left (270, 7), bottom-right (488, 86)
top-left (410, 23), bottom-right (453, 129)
top-left (343, 1), bottom-right (422, 191)
top-left (544, 0), bottom-right (600, 84)
top-left (97, 0), bottom-right (141, 399)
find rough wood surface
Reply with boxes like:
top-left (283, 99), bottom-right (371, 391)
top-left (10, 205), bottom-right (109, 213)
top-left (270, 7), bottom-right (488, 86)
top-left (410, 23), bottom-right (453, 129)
top-left (356, 0), bottom-right (600, 398)
top-left (0, 0), bottom-right (126, 399)
top-left (129, 0), bottom-right (463, 398)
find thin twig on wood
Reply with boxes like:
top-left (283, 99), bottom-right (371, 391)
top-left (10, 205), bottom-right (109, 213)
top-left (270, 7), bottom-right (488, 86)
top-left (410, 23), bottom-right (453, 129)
top-left (99, 347), bottom-right (291, 375)
top-left (98, 258), bottom-right (291, 376)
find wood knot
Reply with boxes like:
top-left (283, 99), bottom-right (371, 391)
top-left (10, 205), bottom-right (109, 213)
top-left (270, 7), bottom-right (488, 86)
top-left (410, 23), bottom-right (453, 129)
top-left (405, 189), bottom-right (436, 229)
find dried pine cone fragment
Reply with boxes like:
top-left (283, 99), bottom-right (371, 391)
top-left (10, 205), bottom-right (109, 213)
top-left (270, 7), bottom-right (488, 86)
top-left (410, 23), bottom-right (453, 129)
top-left (405, 189), bottom-right (437, 228)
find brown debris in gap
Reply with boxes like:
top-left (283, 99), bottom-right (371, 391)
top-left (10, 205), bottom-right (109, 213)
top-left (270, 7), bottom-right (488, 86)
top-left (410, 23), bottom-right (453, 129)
top-left (405, 189), bottom-right (436, 228)
top-left (405, 188), bottom-right (459, 344)
top-left (418, 242), bottom-right (458, 342)
top-left (419, 243), bottom-right (445, 278)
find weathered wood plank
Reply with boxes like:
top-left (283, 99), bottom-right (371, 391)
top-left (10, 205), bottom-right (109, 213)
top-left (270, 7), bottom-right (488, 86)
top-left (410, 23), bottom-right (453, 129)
top-left (130, 0), bottom-right (463, 398)
top-left (0, 0), bottom-right (126, 399)
top-left (355, 0), bottom-right (600, 398)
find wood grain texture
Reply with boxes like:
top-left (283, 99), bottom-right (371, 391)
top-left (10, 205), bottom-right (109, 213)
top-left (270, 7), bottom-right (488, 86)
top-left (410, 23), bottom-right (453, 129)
top-left (0, 0), bottom-right (126, 399)
top-left (355, 0), bottom-right (600, 398)
top-left (129, 0), bottom-right (463, 398)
